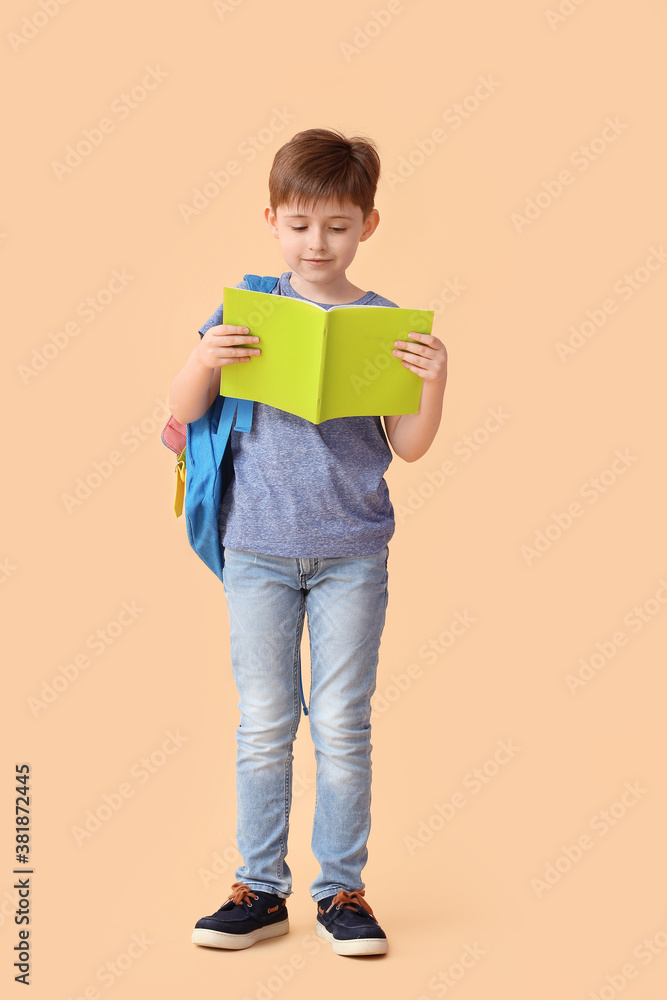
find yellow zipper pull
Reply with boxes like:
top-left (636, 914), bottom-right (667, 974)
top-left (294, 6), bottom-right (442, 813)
top-left (174, 447), bottom-right (186, 517)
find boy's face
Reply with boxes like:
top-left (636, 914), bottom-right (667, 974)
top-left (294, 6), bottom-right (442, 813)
top-left (265, 197), bottom-right (379, 292)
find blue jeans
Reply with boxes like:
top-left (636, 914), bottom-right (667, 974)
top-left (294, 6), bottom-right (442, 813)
top-left (221, 545), bottom-right (389, 903)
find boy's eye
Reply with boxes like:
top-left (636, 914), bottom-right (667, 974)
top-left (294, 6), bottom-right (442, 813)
top-left (289, 226), bottom-right (347, 232)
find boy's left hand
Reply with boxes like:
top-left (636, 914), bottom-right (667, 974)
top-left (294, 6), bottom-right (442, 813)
top-left (393, 332), bottom-right (448, 383)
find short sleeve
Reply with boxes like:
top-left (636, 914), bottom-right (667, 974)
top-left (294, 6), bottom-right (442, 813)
top-left (366, 292), bottom-right (399, 309)
top-left (197, 279), bottom-right (249, 339)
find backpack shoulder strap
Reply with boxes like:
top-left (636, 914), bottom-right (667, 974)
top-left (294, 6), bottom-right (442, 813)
top-left (232, 275), bottom-right (279, 431)
top-left (207, 276), bottom-right (279, 436)
top-left (243, 274), bottom-right (280, 293)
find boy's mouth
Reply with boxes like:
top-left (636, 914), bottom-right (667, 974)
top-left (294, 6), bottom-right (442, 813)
top-left (304, 258), bottom-right (332, 265)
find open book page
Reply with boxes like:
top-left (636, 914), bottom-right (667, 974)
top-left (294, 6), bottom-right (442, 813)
top-left (221, 288), bottom-right (324, 420)
top-left (319, 306), bottom-right (431, 421)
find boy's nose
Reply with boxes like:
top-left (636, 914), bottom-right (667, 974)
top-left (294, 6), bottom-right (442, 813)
top-left (309, 231), bottom-right (326, 250)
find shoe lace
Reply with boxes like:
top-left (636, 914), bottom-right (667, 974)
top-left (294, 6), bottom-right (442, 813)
top-left (226, 882), bottom-right (259, 907)
top-left (326, 889), bottom-right (376, 920)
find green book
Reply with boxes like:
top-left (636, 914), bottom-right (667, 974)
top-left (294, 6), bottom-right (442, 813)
top-left (220, 287), bottom-right (434, 424)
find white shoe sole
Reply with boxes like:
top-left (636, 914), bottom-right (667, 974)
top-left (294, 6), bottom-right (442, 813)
top-left (315, 920), bottom-right (388, 956)
top-left (192, 918), bottom-right (289, 949)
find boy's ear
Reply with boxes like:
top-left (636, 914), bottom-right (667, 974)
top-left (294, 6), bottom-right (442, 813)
top-left (265, 204), bottom-right (280, 238)
top-left (359, 208), bottom-right (380, 243)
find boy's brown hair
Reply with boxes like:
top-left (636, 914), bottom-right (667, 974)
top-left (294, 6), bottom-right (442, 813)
top-left (268, 128), bottom-right (380, 220)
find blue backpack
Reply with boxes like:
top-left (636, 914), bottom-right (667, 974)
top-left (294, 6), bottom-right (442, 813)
top-left (180, 273), bottom-right (279, 580)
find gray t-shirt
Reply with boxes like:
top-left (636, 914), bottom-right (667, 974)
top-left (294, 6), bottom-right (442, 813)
top-left (197, 271), bottom-right (398, 558)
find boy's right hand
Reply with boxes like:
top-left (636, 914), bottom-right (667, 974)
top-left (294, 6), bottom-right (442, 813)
top-left (196, 325), bottom-right (261, 370)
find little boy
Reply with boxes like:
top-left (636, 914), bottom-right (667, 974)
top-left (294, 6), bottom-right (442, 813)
top-left (168, 128), bottom-right (448, 957)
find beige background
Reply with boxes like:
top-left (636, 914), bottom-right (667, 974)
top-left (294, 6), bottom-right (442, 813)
top-left (3, 1), bottom-right (667, 997)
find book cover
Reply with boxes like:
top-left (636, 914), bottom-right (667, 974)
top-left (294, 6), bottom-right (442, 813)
top-left (220, 287), bottom-right (434, 423)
